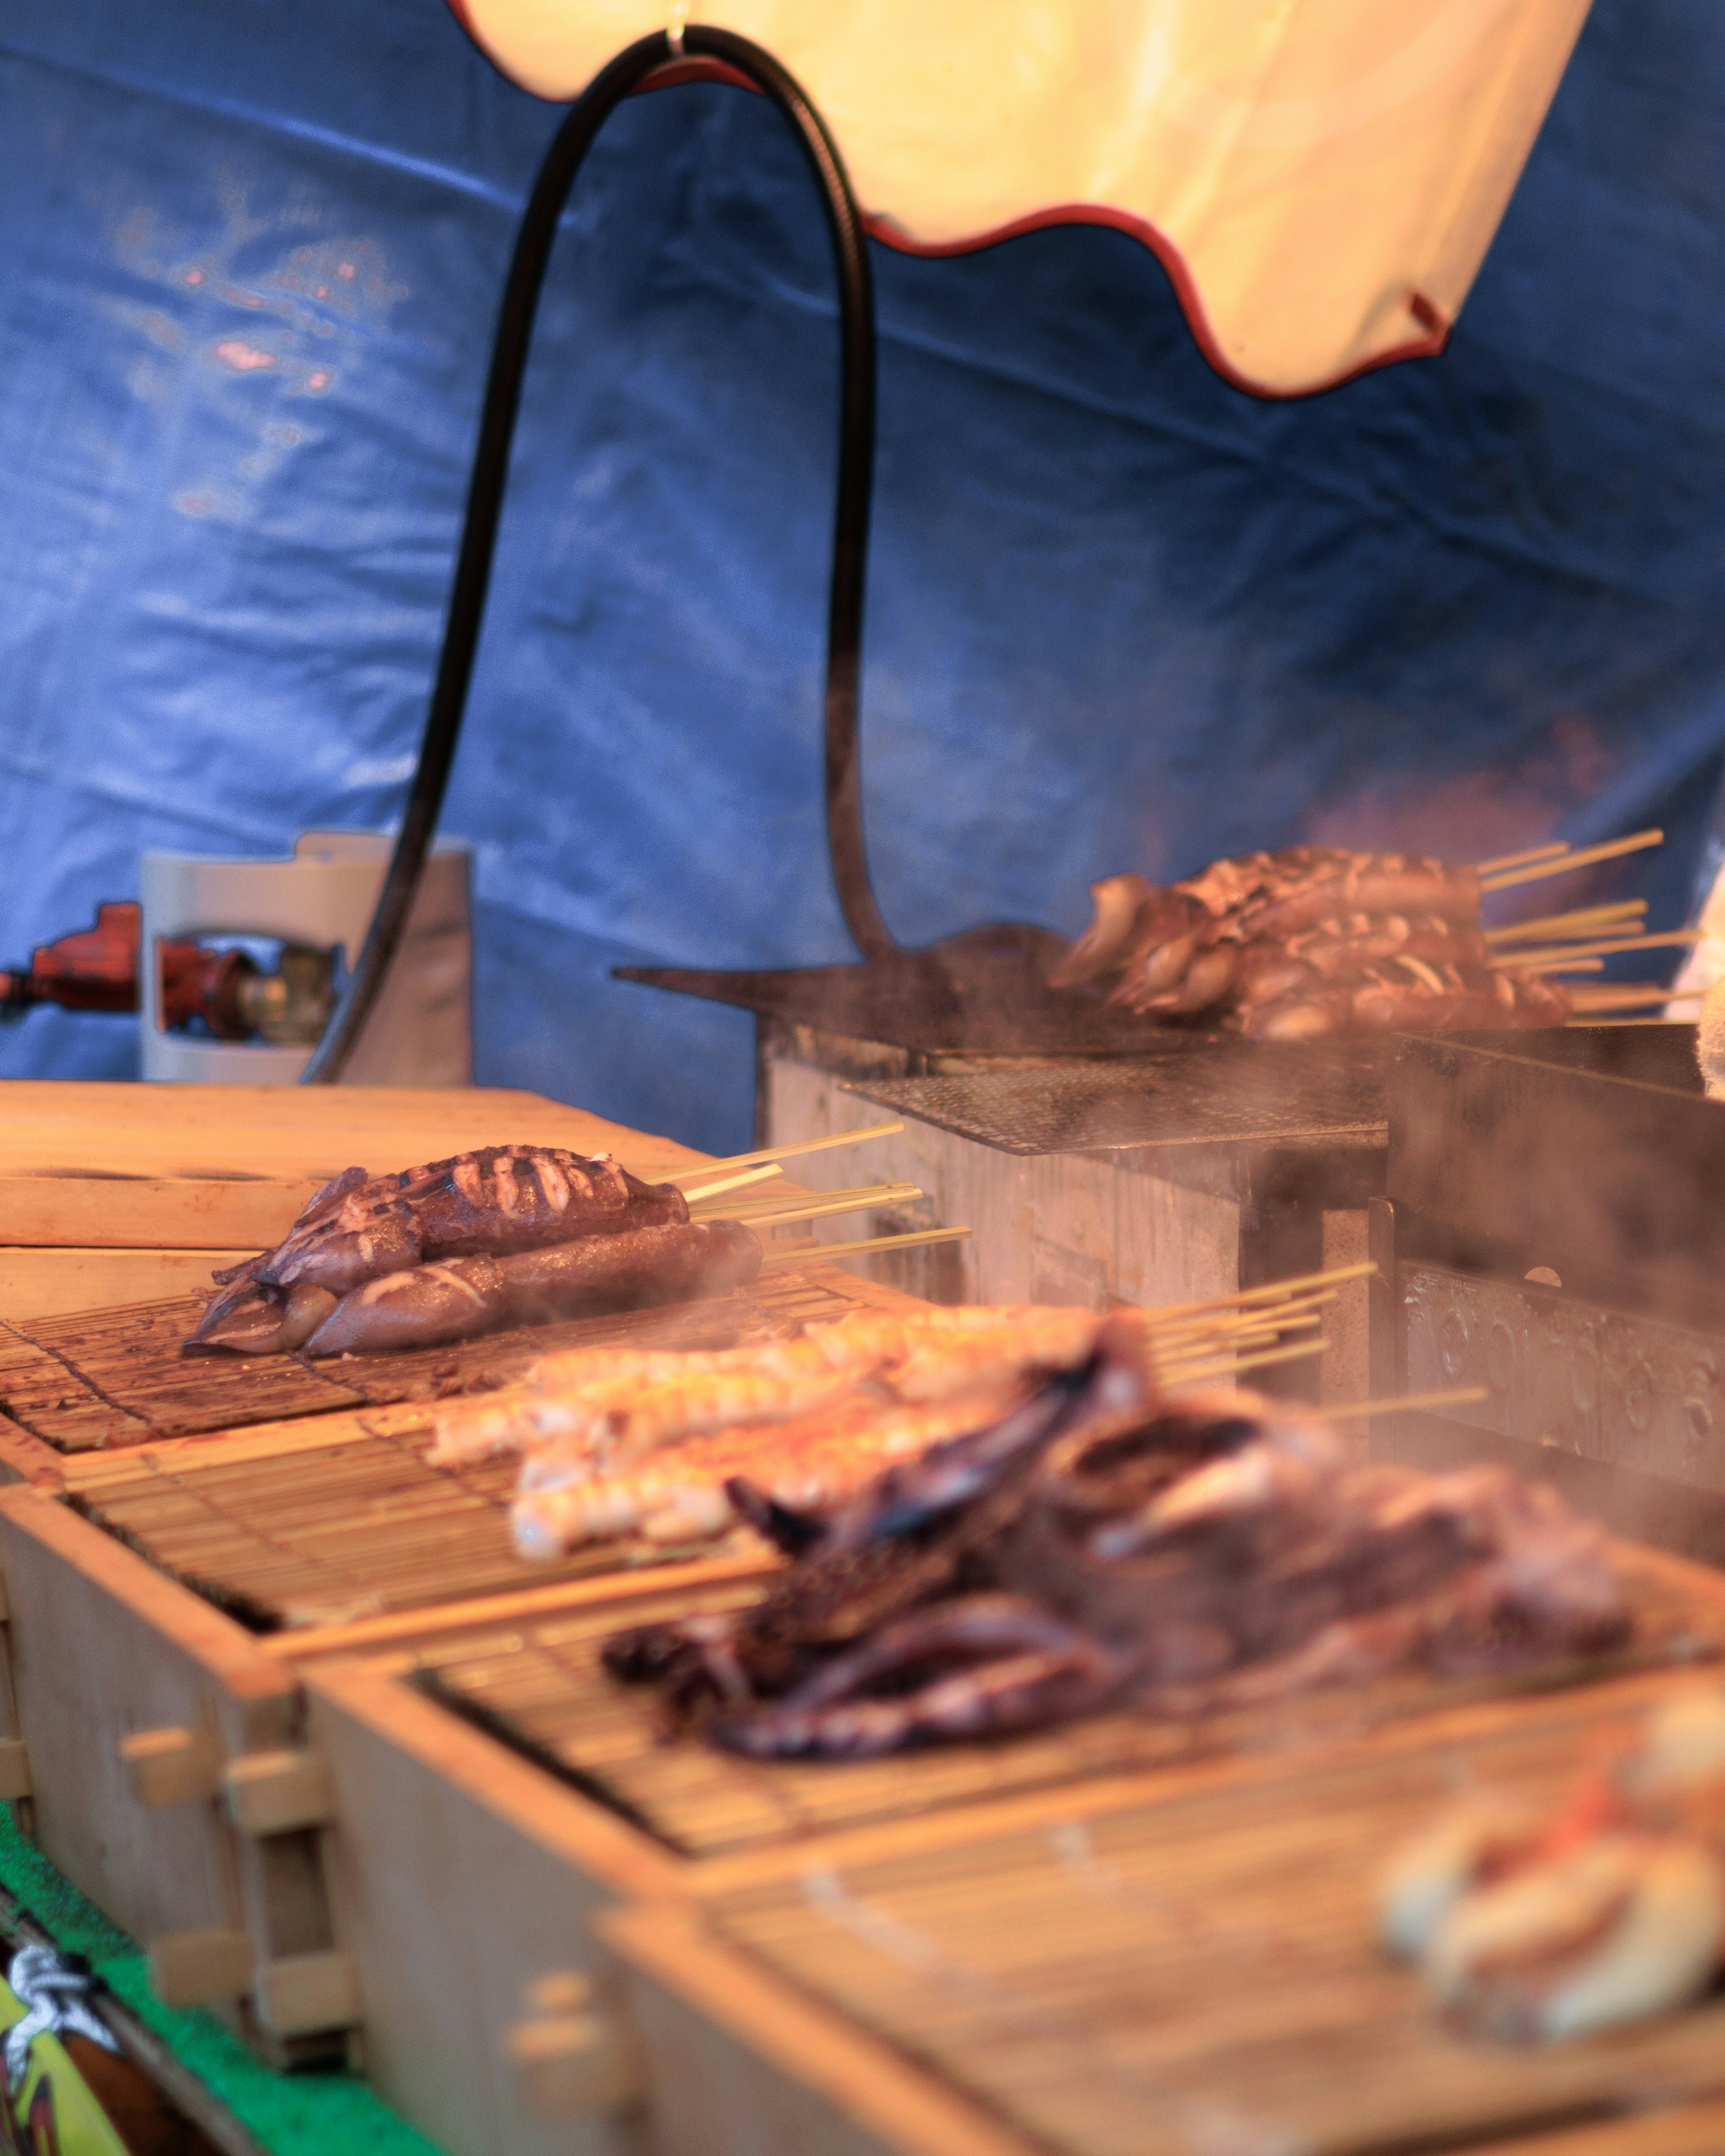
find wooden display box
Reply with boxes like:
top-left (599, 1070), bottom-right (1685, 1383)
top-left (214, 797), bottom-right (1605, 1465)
top-left (0, 1259), bottom-right (924, 2095)
top-left (283, 1536), bottom-right (1725, 2156)
top-left (601, 1669), bottom-right (1725, 2156)
top-left (0, 1079), bottom-right (712, 1322)
top-left (0, 1474), bottom-right (1712, 2156)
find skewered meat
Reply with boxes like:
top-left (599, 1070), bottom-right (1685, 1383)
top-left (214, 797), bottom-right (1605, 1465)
top-left (299, 1218), bottom-right (763, 1356)
top-left (1054, 847), bottom-right (1573, 1037)
top-left (1381, 1690), bottom-right (1725, 2041)
top-left (605, 1366), bottom-right (1629, 1758)
top-left (185, 1144), bottom-right (691, 1354)
top-left (510, 1385), bottom-right (1028, 1555)
top-left (429, 1304), bottom-right (1112, 1483)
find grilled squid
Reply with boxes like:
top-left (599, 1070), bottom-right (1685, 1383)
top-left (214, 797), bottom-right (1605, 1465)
top-left (301, 1216), bottom-right (763, 1357)
top-left (185, 1143), bottom-right (690, 1354)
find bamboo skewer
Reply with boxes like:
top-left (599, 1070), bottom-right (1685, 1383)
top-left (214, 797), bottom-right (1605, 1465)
top-left (716, 1180), bottom-right (924, 1222)
top-left (1158, 1337), bottom-right (1328, 1390)
top-left (682, 1163), bottom-right (783, 1206)
top-left (1316, 1386), bottom-right (1489, 1420)
top-left (1477, 827), bottom-right (1663, 894)
top-left (759, 1226), bottom-right (972, 1266)
top-left (1470, 840), bottom-right (1572, 875)
top-left (1138, 1260), bottom-right (1376, 1324)
top-left (1484, 900), bottom-right (1647, 944)
top-left (1564, 983), bottom-right (1677, 1011)
top-left (1491, 930), bottom-right (1696, 970)
top-left (737, 1186), bottom-right (926, 1232)
top-left (665, 1121), bottom-right (905, 1183)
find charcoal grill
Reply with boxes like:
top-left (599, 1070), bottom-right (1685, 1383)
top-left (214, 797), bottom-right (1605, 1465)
top-left (1368, 1022), bottom-right (1725, 1558)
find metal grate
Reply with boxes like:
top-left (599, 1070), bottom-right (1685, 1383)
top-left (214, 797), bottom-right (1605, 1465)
top-left (58, 1266), bottom-right (884, 1626)
top-left (844, 1041), bottom-right (1387, 1160)
top-left (0, 1266), bottom-right (862, 1453)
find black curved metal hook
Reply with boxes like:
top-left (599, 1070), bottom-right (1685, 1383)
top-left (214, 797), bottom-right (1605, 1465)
top-left (303, 24), bottom-right (893, 1083)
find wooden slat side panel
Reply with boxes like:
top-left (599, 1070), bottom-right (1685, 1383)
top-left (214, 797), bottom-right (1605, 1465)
top-left (0, 1488), bottom-right (298, 1952)
top-left (1484, 2105), bottom-right (1725, 2156)
top-left (607, 1905), bottom-right (1034, 2156)
top-left (306, 1659), bottom-right (680, 2156)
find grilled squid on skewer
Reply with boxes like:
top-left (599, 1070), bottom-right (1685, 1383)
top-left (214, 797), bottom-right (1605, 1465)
top-left (301, 1216), bottom-right (763, 1356)
top-left (185, 1142), bottom-right (692, 1354)
top-left (1045, 874), bottom-right (1159, 987)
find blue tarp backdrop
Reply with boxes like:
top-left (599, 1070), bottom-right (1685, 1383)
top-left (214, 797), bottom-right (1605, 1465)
top-left (1, 0), bottom-right (1722, 1153)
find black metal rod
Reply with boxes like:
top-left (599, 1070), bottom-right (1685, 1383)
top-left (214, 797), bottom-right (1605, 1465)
top-left (304, 26), bottom-right (892, 1082)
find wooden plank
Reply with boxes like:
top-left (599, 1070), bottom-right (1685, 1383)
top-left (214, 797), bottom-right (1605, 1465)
top-left (606, 1902), bottom-right (1036, 2156)
top-left (0, 1488), bottom-right (333, 2061)
top-left (305, 1655), bottom-right (681, 2156)
top-left (0, 1182), bottom-right (314, 1252)
top-left (1484, 2108), bottom-right (1725, 2156)
top-left (0, 1247), bottom-right (259, 1320)
top-left (0, 1081), bottom-right (717, 1249)
top-left (0, 1416), bottom-right (70, 1490)
top-left (267, 1550), bottom-right (778, 1665)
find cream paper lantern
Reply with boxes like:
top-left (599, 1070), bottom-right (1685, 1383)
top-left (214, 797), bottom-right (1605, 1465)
top-left (447, 0), bottom-right (1593, 396)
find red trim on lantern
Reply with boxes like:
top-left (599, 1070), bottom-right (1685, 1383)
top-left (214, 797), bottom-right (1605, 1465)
top-left (445, 8), bottom-right (1451, 402)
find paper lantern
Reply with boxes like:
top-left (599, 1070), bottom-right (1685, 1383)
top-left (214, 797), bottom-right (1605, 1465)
top-left (447, 0), bottom-right (1592, 395)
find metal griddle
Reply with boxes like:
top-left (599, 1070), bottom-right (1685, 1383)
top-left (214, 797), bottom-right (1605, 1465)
top-left (1369, 1022), bottom-right (1725, 1561)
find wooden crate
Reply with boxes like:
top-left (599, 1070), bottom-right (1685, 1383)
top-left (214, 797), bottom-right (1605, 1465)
top-left (0, 1262), bottom-right (922, 2076)
top-left (0, 1079), bottom-right (716, 1321)
top-left (601, 1674), bottom-right (1725, 2156)
top-left (276, 1541), bottom-right (1725, 2156)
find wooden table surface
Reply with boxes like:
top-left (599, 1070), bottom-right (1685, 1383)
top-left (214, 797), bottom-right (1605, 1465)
top-left (0, 1079), bottom-right (715, 1318)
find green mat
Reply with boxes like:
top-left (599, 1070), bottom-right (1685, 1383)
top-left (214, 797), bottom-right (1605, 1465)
top-left (0, 1807), bottom-right (442, 2156)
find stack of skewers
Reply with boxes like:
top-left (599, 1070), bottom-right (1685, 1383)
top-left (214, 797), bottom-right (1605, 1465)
top-left (428, 1262), bottom-right (1388, 1556)
top-left (1053, 828), bottom-right (1692, 1037)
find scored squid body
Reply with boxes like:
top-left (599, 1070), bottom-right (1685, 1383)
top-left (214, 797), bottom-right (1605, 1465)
top-left (301, 1217), bottom-right (764, 1357)
top-left (185, 1145), bottom-right (688, 1354)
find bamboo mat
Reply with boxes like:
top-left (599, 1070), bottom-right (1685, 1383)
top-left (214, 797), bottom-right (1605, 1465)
top-left (687, 1706), bottom-right (1725, 2156)
top-left (396, 1548), bottom-right (1725, 1862)
top-left (0, 1263), bottom-right (881, 1453)
top-left (52, 1266), bottom-right (903, 1628)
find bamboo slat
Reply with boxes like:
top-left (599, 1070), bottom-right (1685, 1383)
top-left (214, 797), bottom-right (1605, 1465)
top-left (368, 1544), bottom-right (1725, 1864)
top-left (53, 1265), bottom-right (913, 1626)
top-left (657, 1685), bottom-right (1725, 2156)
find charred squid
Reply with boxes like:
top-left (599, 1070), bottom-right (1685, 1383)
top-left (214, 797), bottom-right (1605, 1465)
top-left (185, 1145), bottom-right (689, 1354)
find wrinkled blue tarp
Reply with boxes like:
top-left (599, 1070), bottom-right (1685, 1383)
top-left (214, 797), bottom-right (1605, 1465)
top-left (1, 0), bottom-right (1723, 1153)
